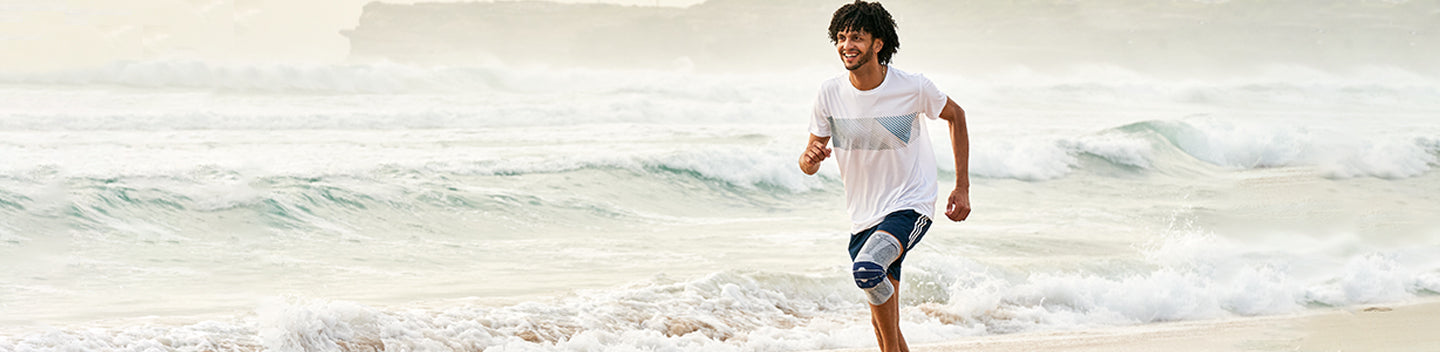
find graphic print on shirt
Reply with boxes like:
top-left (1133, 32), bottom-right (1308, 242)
top-left (827, 113), bottom-right (920, 150)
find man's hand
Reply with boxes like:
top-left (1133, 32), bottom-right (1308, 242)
top-left (944, 187), bottom-right (970, 222)
top-left (798, 139), bottom-right (832, 175)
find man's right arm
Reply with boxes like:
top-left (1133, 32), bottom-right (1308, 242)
top-left (798, 134), bottom-right (832, 175)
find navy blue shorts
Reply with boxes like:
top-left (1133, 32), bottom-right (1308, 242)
top-left (848, 209), bottom-right (932, 281)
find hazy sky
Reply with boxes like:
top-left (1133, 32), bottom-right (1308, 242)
top-left (0, 0), bottom-right (706, 72)
top-left (5, 0), bottom-right (1433, 75)
top-left (550, 0), bottom-right (704, 5)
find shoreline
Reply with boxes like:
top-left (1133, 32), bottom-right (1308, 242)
top-left (821, 298), bottom-right (1440, 352)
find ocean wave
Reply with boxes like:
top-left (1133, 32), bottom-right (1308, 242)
top-left (1, 60), bottom-right (497, 94)
top-left (3, 120), bottom-right (1433, 214)
top-left (0, 146), bottom-right (837, 239)
top-left (0, 271), bottom-right (868, 352)
top-left (0, 61), bottom-right (819, 131)
top-left (942, 64), bottom-right (1440, 111)
top-left (5, 60), bottom-right (1435, 112)
top-left (966, 132), bottom-right (1162, 181)
top-left (5, 230), bottom-right (1437, 351)
top-left (0, 59), bottom-right (819, 97)
top-left (964, 119), bottom-right (1439, 180)
top-left (1132, 119), bottom-right (1439, 178)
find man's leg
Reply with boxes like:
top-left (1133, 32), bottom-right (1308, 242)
top-left (854, 229), bottom-right (906, 352)
top-left (870, 312), bottom-right (884, 349)
top-left (857, 211), bottom-right (928, 352)
top-left (868, 277), bottom-right (906, 352)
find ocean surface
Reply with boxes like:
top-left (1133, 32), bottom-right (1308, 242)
top-left (3, 1), bottom-right (1440, 351)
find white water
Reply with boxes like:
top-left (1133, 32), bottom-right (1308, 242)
top-left (3, 1), bottom-right (1440, 351)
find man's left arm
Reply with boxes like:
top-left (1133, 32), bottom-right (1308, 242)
top-left (938, 97), bottom-right (971, 222)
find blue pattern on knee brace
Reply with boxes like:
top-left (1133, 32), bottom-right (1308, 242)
top-left (852, 261), bottom-right (886, 289)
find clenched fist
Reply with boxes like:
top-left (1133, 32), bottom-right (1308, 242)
top-left (798, 140), bottom-right (831, 175)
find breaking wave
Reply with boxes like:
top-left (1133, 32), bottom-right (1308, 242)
top-left (967, 119), bottom-right (1440, 180)
top-left (5, 229), bottom-right (1437, 351)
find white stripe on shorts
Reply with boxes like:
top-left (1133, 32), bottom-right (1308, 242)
top-left (908, 215), bottom-right (929, 245)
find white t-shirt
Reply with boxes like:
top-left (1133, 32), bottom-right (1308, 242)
top-left (810, 66), bottom-right (948, 233)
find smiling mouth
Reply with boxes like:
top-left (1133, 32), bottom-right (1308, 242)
top-left (844, 52), bottom-right (859, 59)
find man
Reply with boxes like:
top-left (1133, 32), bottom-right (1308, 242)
top-left (798, 1), bottom-right (970, 351)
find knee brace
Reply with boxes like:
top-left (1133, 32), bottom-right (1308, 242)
top-left (852, 231), bottom-right (902, 305)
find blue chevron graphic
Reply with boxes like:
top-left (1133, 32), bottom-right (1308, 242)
top-left (875, 114), bottom-right (916, 143)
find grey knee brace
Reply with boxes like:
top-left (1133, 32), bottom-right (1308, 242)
top-left (852, 231), bottom-right (902, 305)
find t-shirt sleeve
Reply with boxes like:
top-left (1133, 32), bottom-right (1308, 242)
top-left (918, 75), bottom-right (948, 120)
top-left (809, 88), bottom-right (832, 137)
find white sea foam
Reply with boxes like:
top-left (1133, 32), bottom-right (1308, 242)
top-left (4, 60), bottom-right (487, 93)
top-left (4, 2), bottom-right (1438, 350)
top-left (6, 225), bottom-right (1438, 352)
top-left (963, 137), bottom-right (1076, 181)
top-left (938, 63), bottom-right (1440, 113)
top-left (0, 59), bottom-right (828, 97)
top-left (961, 128), bottom-right (1178, 180)
top-left (1154, 119), bottom-right (1439, 178)
top-left (4, 62), bottom-right (1435, 184)
top-left (5, 60), bottom-right (1436, 113)
top-left (645, 147), bottom-right (834, 192)
top-left (914, 233), bottom-right (1440, 335)
top-left (1321, 138), bottom-right (1438, 179)
top-left (1155, 119), bottom-right (1311, 169)
top-left (1066, 134), bottom-right (1156, 169)
top-left (955, 119), bottom-right (1439, 180)
top-left (0, 127), bottom-right (836, 194)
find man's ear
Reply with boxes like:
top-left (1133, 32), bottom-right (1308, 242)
top-left (873, 38), bottom-right (884, 53)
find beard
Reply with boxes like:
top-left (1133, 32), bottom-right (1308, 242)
top-left (844, 50), bottom-right (873, 71)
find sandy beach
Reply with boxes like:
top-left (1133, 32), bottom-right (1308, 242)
top-left (819, 299), bottom-right (1440, 352)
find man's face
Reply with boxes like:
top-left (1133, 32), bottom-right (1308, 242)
top-left (836, 29), bottom-right (880, 71)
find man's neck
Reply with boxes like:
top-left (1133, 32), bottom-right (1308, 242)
top-left (848, 63), bottom-right (887, 91)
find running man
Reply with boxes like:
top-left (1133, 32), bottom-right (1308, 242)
top-left (797, 1), bottom-right (970, 351)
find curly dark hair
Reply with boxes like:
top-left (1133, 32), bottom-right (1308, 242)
top-left (828, 0), bottom-right (900, 66)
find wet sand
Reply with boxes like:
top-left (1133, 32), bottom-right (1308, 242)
top-left (823, 298), bottom-right (1440, 352)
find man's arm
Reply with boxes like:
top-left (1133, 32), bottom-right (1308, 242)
top-left (938, 97), bottom-right (971, 222)
top-left (799, 134), bottom-right (832, 175)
